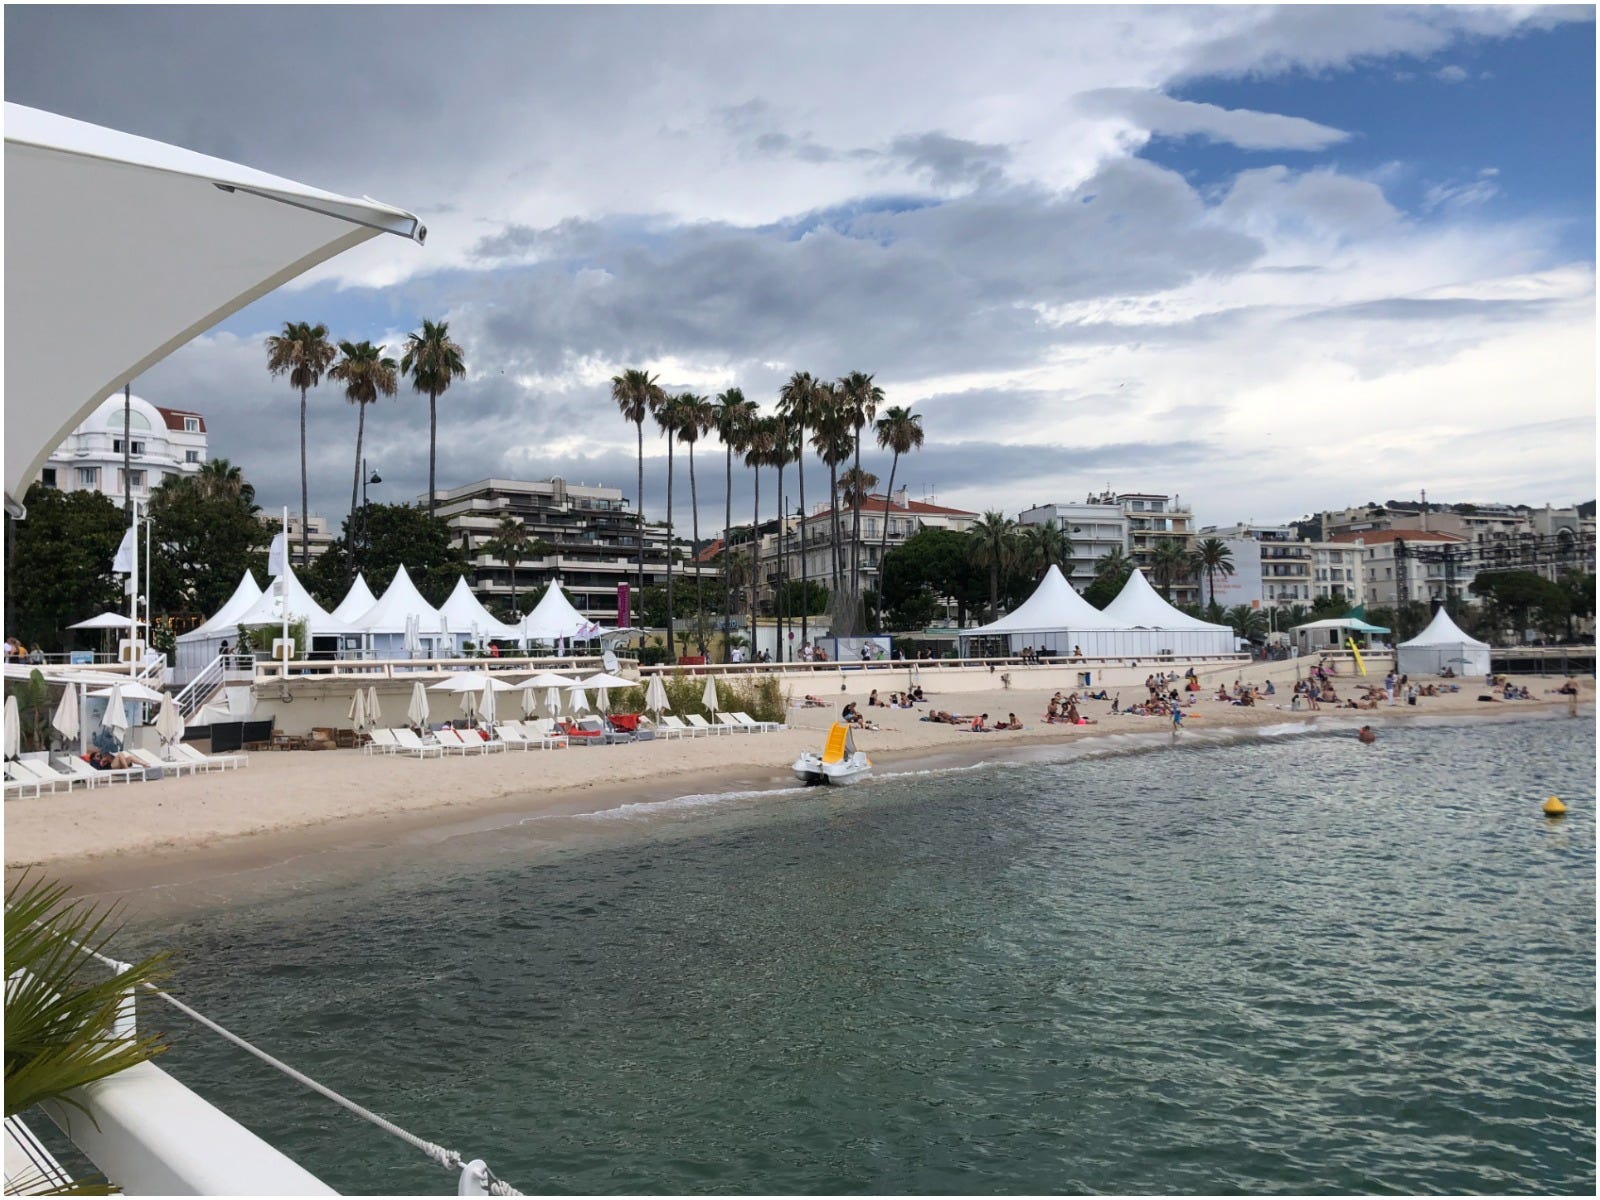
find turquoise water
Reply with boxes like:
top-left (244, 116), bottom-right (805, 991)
top-left (124, 717), bottom-right (1594, 1194)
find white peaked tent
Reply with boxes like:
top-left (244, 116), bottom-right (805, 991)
top-left (175, 570), bottom-right (265, 672)
top-left (229, 563), bottom-right (363, 657)
top-left (438, 577), bottom-right (521, 647)
top-left (352, 566), bottom-right (446, 657)
top-left (958, 565), bottom-right (1120, 656)
top-left (4, 102), bottom-right (423, 519)
top-left (1097, 569), bottom-right (1236, 658)
top-left (1397, 608), bottom-right (1492, 678)
top-left (331, 574), bottom-right (380, 624)
top-left (519, 581), bottom-right (605, 644)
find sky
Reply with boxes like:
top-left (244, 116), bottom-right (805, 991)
top-left (6, 4), bottom-right (1595, 539)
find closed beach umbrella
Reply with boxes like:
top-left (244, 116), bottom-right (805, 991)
top-left (366, 685), bottom-right (381, 728)
top-left (479, 678), bottom-right (498, 727)
top-left (51, 681), bottom-right (80, 744)
top-left (459, 690), bottom-right (478, 722)
top-left (407, 681), bottom-right (430, 729)
top-left (568, 687), bottom-right (589, 714)
top-left (404, 613), bottom-right (420, 658)
top-left (103, 681), bottom-right (130, 736)
top-left (155, 694), bottom-right (185, 754)
top-left (520, 684), bottom-right (539, 718)
top-left (544, 687), bottom-right (563, 718)
top-left (644, 674), bottom-right (669, 716)
top-left (701, 675), bottom-right (720, 715)
top-left (347, 688), bottom-right (368, 732)
top-left (3, 694), bottom-right (19, 760)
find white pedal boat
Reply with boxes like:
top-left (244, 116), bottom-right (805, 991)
top-left (792, 721), bottom-right (872, 786)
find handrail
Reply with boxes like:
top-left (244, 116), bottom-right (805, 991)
top-left (257, 653), bottom-right (631, 682)
top-left (173, 654), bottom-right (250, 719)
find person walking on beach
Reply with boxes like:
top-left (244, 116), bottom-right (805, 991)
top-left (1171, 706), bottom-right (1186, 735)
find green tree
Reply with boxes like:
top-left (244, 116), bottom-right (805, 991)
top-left (329, 339), bottom-right (398, 544)
top-left (742, 415), bottom-right (776, 622)
top-left (1016, 522), bottom-right (1074, 581)
top-left (968, 511), bottom-right (1020, 620)
top-left (1555, 571), bottom-right (1595, 641)
top-left (1191, 536), bottom-right (1235, 614)
top-left (778, 372), bottom-right (825, 648)
top-left (3, 484), bottom-right (127, 651)
top-left (871, 405), bottom-right (924, 628)
top-left (837, 370), bottom-right (884, 597)
top-left (484, 515), bottom-right (548, 617)
top-left (303, 502), bottom-right (468, 608)
top-left (655, 391), bottom-right (695, 659)
top-left (1470, 570), bottom-right (1569, 644)
top-left (1224, 604), bottom-right (1267, 639)
top-left (810, 381), bottom-right (854, 594)
top-left (400, 318), bottom-right (466, 521)
top-left (881, 526), bottom-right (988, 629)
top-left (611, 368), bottom-right (665, 604)
top-left (1083, 546), bottom-right (1135, 609)
top-left (714, 388), bottom-right (757, 659)
top-left (1150, 538), bottom-right (1192, 600)
top-left (264, 320), bottom-right (336, 566)
top-left (778, 579), bottom-right (831, 617)
top-left (147, 466), bottom-right (271, 619)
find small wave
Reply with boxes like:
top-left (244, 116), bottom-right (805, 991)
top-left (572, 785), bottom-right (812, 821)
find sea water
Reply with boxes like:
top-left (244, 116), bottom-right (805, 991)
top-left (117, 716), bottom-right (1594, 1194)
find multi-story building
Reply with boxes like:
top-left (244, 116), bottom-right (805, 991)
top-left (39, 393), bottom-right (207, 506)
top-left (433, 477), bottom-right (675, 623)
top-left (1310, 542), bottom-right (1365, 606)
top-left (257, 513), bottom-right (337, 566)
top-left (1117, 492), bottom-right (1198, 606)
top-left (1017, 499), bottom-right (1128, 587)
top-left (1328, 530), bottom-right (1471, 609)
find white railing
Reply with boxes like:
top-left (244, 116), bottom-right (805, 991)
top-left (174, 654), bottom-right (234, 719)
top-left (635, 651), bottom-right (1252, 677)
top-left (257, 653), bottom-right (627, 682)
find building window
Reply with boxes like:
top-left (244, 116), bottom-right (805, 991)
top-left (185, 450), bottom-right (201, 464)
top-left (41, 468), bottom-right (57, 488)
top-left (184, 417), bottom-right (200, 432)
top-left (112, 439), bottom-right (145, 456)
top-left (76, 467), bottom-right (99, 488)
top-left (121, 469), bottom-right (145, 491)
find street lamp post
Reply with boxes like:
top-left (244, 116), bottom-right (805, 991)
top-left (797, 506), bottom-right (809, 660)
top-left (359, 461), bottom-right (381, 573)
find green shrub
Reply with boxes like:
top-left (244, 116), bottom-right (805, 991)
top-left (612, 673), bottom-right (788, 724)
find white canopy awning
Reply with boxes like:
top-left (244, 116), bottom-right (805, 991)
top-left (330, 573), bottom-right (380, 624)
top-left (351, 565), bottom-right (444, 634)
top-left (230, 563), bottom-right (360, 636)
top-left (4, 102), bottom-right (424, 517)
top-left (519, 581), bottom-right (604, 642)
top-left (438, 577), bottom-right (521, 641)
top-left (176, 570), bottom-right (264, 644)
top-left (1399, 607), bottom-right (1489, 650)
top-left (960, 565), bottom-right (1119, 637)
top-left (1100, 569), bottom-right (1233, 632)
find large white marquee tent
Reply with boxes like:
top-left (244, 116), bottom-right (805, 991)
top-left (439, 577), bottom-right (522, 647)
top-left (353, 565), bottom-right (449, 658)
top-left (174, 570), bottom-right (264, 673)
top-left (1396, 608), bottom-right (1491, 678)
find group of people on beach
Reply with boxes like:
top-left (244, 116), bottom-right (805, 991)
top-left (1044, 692), bottom-right (1098, 726)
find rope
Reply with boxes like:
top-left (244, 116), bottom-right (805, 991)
top-left (21, 917), bottom-right (523, 1195)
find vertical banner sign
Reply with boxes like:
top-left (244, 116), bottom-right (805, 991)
top-left (617, 583), bottom-right (631, 629)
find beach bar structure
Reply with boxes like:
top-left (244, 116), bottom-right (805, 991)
top-left (1289, 615), bottom-right (1389, 657)
top-left (957, 566), bottom-right (1236, 659)
top-left (1396, 607), bottom-right (1491, 677)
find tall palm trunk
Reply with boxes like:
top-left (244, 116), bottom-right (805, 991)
top-left (350, 399), bottom-right (367, 533)
top-left (850, 433), bottom-right (864, 596)
top-left (665, 439), bottom-right (676, 659)
top-left (989, 565), bottom-right (1000, 621)
top-left (300, 383), bottom-right (310, 566)
top-left (635, 421), bottom-right (645, 605)
top-left (723, 445), bottom-right (733, 661)
top-left (795, 455), bottom-right (807, 651)
top-left (829, 460), bottom-right (842, 596)
top-left (776, 458), bottom-right (787, 661)
top-left (749, 463), bottom-right (760, 649)
top-left (426, 388), bottom-right (439, 521)
top-left (876, 450), bottom-right (901, 629)
top-left (688, 441), bottom-right (705, 653)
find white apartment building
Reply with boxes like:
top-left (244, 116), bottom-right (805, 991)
top-left (1017, 499), bottom-right (1127, 587)
top-left (785, 488), bottom-right (978, 607)
top-left (257, 513), bottom-right (337, 564)
top-left (1328, 530), bottom-right (1471, 608)
top-left (39, 393), bottom-right (207, 506)
top-left (1310, 543), bottom-right (1364, 606)
top-left (1119, 492), bottom-right (1198, 605)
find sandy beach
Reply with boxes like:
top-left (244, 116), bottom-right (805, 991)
top-left (5, 660), bottom-right (1589, 900)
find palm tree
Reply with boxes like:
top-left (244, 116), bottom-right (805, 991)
top-left (1191, 536), bottom-right (1236, 615)
top-left (769, 417), bottom-right (797, 657)
top-left (611, 368), bottom-right (664, 606)
top-left (968, 511), bottom-right (1019, 621)
top-left (264, 321), bottom-right (335, 566)
top-left (399, 319), bottom-right (466, 521)
top-left (714, 388), bottom-right (757, 660)
top-left (778, 372), bottom-right (823, 649)
top-left (872, 405), bottom-right (924, 628)
top-left (1018, 522), bottom-right (1075, 580)
top-left (809, 382), bottom-right (854, 595)
top-left (655, 391), bottom-right (695, 659)
top-left (837, 370), bottom-right (884, 597)
top-left (329, 340), bottom-right (399, 542)
top-left (675, 391), bottom-right (716, 653)
top-left (485, 515), bottom-right (533, 617)
top-left (193, 457), bottom-right (251, 506)
top-left (1094, 545), bottom-right (1134, 583)
top-left (742, 415), bottom-right (776, 633)
top-left (1150, 538), bottom-right (1192, 600)
top-left (1224, 603), bottom-right (1268, 640)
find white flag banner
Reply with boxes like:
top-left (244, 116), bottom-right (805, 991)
top-left (267, 531), bottom-right (287, 577)
top-left (111, 527), bottom-right (136, 574)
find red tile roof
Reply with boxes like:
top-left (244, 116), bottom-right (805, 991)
top-left (154, 406), bottom-right (205, 433)
top-left (804, 493), bottom-right (977, 521)
top-left (1326, 529), bottom-right (1466, 545)
top-left (694, 539), bottom-right (725, 564)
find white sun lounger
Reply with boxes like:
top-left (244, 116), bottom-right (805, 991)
top-left (126, 747), bottom-right (202, 778)
top-left (9, 759), bottom-right (85, 792)
top-left (5, 762), bottom-right (44, 797)
top-left (63, 755), bottom-right (145, 787)
top-left (528, 719), bottom-right (569, 748)
top-left (638, 715), bottom-right (688, 740)
top-left (172, 742), bottom-right (246, 771)
top-left (715, 713), bottom-right (753, 733)
top-left (659, 715), bottom-right (706, 738)
top-left (494, 723), bottom-right (537, 751)
top-left (391, 728), bottom-right (445, 758)
top-left (685, 714), bottom-right (727, 736)
top-left (733, 711), bottom-right (785, 732)
top-left (365, 728), bottom-right (400, 754)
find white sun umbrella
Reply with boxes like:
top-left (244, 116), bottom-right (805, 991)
top-left (568, 687), bottom-right (590, 715)
top-left (430, 671), bottom-right (518, 694)
top-left (520, 684), bottom-right (540, 719)
top-left (67, 611), bottom-right (144, 629)
top-left (155, 694), bottom-right (186, 757)
top-left (87, 681), bottom-right (167, 703)
top-left (347, 688), bottom-right (368, 734)
top-left (407, 681), bottom-right (430, 730)
top-left (702, 675), bottom-right (720, 715)
top-left (643, 674), bottom-right (670, 717)
top-left (459, 689), bottom-right (478, 722)
top-left (51, 681), bottom-right (81, 746)
top-left (366, 685), bottom-right (381, 729)
top-left (102, 681), bottom-right (130, 739)
top-left (479, 678), bottom-right (498, 728)
top-left (3, 694), bottom-right (19, 760)
top-left (545, 687), bottom-right (563, 718)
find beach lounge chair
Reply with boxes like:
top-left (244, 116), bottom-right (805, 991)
top-left (365, 728), bottom-right (400, 754)
top-left (493, 723), bottom-right (537, 751)
top-left (528, 719), bottom-right (569, 749)
top-left (391, 728), bottom-right (445, 759)
top-left (4, 763), bottom-right (43, 798)
top-left (126, 747), bottom-right (201, 778)
top-left (732, 711), bottom-right (785, 732)
top-left (685, 714), bottom-right (726, 736)
top-left (156, 744), bottom-right (222, 773)
top-left (715, 713), bottom-right (753, 734)
top-left (9, 759), bottom-right (82, 792)
top-left (432, 728), bottom-right (484, 755)
top-left (62, 755), bottom-right (145, 787)
top-left (172, 742), bottom-right (246, 771)
top-left (558, 718), bottom-right (605, 746)
top-left (659, 715), bottom-right (705, 738)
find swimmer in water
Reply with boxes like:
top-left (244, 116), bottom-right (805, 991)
top-left (1357, 726), bottom-right (1376, 744)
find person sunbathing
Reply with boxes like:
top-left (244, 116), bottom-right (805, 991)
top-left (1216, 685), bottom-right (1230, 701)
top-left (1045, 699), bottom-right (1061, 723)
top-left (993, 713), bottom-right (1023, 731)
top-left (87, 749), bottom-right (139, 770)
top-left (801, 694), bottom-right (831, 707)
top-left (970, 713), bottom-right (990, 731)
top-left (1556, 678), bottom-right (1579, 695)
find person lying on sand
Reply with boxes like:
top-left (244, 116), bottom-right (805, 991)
top-left (801, 695), bottom-right (831, 707)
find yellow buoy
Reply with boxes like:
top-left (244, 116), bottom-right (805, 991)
top-left (1543, 796), bottom-right (1567, 817)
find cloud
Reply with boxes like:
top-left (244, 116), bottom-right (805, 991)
top-left (1422, 168), bottom-right (1501, 213)
top-left (1434, 63), bottom-right (1470, 83)
top-left (1076, 88), bottom-right (1351, 151)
